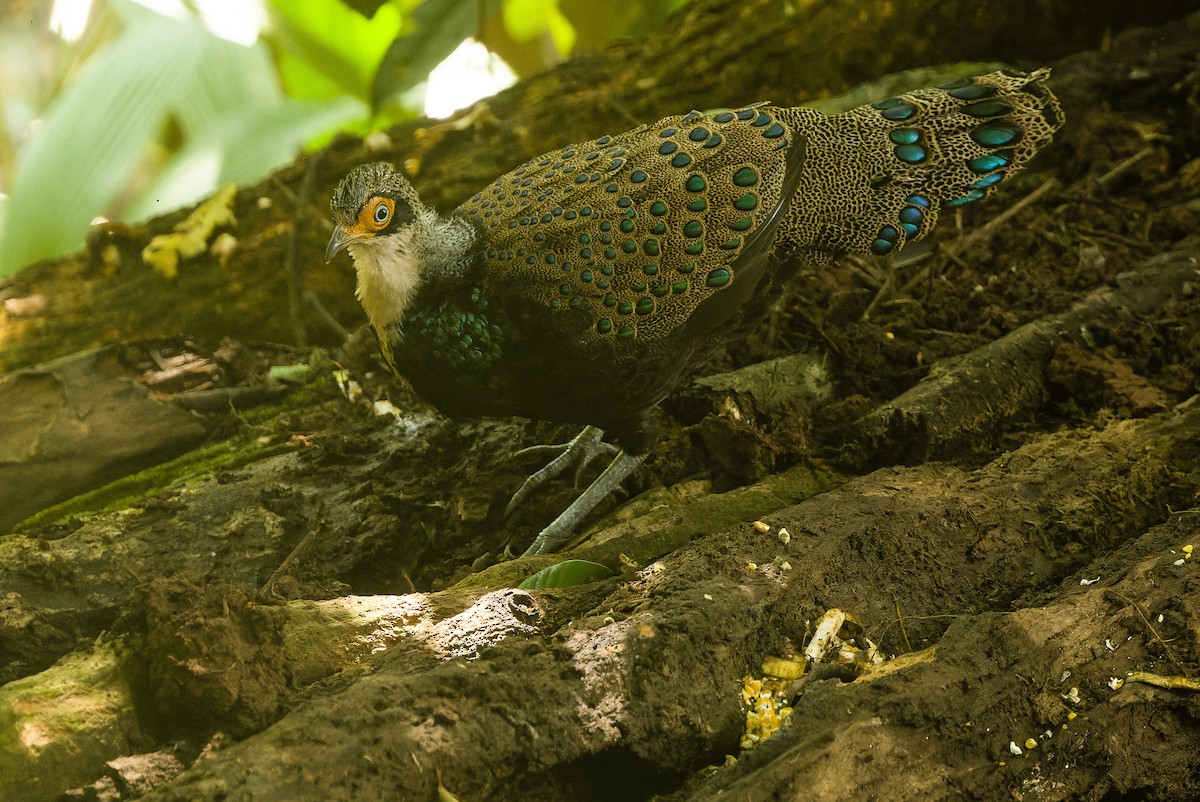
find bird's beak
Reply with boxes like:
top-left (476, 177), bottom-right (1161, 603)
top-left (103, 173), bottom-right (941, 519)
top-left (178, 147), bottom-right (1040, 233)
top-left (326, 224), bottom-right (365, 262)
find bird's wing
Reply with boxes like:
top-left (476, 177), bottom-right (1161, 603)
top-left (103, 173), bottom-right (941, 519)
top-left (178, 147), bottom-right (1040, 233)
top-left (457, 105), bottom-right (806, 343)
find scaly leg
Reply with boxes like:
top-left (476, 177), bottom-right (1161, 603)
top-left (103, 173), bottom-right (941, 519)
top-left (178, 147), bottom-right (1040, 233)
top-left (505, 425), bottom-right (618, 517)
top-left (521, 449), bottom-right (647, 556)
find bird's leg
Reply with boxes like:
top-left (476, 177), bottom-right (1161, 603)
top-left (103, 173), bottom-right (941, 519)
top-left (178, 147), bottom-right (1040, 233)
top-left (521, 450), bottom-right (646, 556)
top-left (505, 425), bottom-right (618, 517)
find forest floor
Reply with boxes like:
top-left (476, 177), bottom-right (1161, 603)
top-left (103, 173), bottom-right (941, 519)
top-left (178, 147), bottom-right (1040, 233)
top-left (2, 7), bottom-right (1200, 802)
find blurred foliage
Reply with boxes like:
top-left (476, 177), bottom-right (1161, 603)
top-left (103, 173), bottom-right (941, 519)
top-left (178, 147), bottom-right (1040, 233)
top-left (0, 0), bottom-right (686, 277)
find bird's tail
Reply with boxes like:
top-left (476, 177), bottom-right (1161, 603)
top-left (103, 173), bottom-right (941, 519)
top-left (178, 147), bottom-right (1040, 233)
top-left (777, 68), bottom-right (1064, 257)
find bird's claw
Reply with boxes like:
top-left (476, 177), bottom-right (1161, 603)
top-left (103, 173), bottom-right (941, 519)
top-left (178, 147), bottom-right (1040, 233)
top-left (505, 426), bottom-right (616, 517)
top-left (521, 450), bottom-right (646, 556)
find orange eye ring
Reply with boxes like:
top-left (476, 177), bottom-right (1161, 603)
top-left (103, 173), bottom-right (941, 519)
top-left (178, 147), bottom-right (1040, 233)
top-left (362, 196), bottom-right (395, 231)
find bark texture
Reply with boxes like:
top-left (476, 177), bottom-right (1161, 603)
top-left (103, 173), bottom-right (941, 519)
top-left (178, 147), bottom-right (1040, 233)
top-left (3, 3), bottom-right (1200, 801)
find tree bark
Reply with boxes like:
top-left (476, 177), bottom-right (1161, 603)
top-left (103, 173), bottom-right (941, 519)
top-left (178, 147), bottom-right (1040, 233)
top-left (3, 2), bottom-right (1200, 801)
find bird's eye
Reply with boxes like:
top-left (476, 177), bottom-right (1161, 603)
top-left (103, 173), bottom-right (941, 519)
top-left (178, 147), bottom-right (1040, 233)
top-left (362, 196), bottom-right (395, 230)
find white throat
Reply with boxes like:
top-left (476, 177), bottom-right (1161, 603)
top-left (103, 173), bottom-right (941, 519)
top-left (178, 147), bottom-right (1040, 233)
top-left (347, 211), bottom-right (475, 333)
top-left (349, 228), bottom-right (423, 332)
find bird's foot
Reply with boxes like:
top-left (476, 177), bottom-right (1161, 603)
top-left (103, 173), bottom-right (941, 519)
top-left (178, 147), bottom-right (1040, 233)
top-left (505, 425), bottom-right (619, 517)
top-left (521, 450), bottom-right (646, 556)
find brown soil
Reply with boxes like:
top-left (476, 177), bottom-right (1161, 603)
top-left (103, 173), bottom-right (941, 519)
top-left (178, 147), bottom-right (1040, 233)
top-left (2, 4), bottom-right (1199, 802)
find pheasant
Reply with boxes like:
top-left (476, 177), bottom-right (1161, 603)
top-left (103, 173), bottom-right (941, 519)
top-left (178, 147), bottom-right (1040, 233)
top-left (327, 68), bottom-right (1063, 556)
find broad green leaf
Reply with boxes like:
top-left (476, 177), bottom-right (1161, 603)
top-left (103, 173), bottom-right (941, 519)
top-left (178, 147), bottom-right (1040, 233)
top-left (169, 33), bottom-right (282, 141)
top-left (266, 0), bottom-right (402, 102)
top-left (502, 0), bottom-right (554, 39)
top-left (212, 97), bottom-right (366, 184)
top-left (560, 0), bottom-right (686, 51)
top-left (503, 0), bottom-right (575, 54)
top-left (370, 0), bottom-right (477, 112)
top-left (125, 95), bottom-right (365, 221)
top-left (0, 13), bottom-right (211, 275)
top-left (517, 559), bottom-right (614, 589)
top-left (543, 8), bottom-right (576, 55)
top-left (0, 5), bottom-right (370, 277)
top-left (337, 0), bottom-right (391, 17)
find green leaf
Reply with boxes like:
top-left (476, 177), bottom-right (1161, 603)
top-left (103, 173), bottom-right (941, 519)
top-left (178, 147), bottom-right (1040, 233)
top-left (337, 0), bottom-right (392, 17)
top-left (0, 12), bottom-right (212, 275)
top-left (267, 364), bottom-right (312, 384)
top-left (370, 0), bottom-right (478, 112)
top-left (559, 0), bottom-right (688, 51)
top-left (503, 0), bottom-right (575, 54)
top-left (517, 559), bottom-right (614, 589)
top-left (266, 0), bottom-right (403, 101)
top-left (0, 5), bottom-right (373, 276)
top-left (169, 33), bottom-right (282, 140)
top-left (125, 96), bottom-right (365, 221)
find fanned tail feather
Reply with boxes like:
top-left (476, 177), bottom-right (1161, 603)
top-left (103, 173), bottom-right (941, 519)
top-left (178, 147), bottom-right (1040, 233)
top-left (779, 68), bottom-right (1064, 257)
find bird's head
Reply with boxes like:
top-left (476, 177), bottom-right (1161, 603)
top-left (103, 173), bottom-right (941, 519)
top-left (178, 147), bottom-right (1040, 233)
top-left (326, 162), bottom-right (427, 262)
top-left (326, 162), bottom-right (441, 332)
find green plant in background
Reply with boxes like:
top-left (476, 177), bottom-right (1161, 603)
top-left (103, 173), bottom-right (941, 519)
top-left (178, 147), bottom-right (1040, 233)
top-left (0, 0), bottom-right (685, 278)
top-left (0, 0), bottom-right (385, 278)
